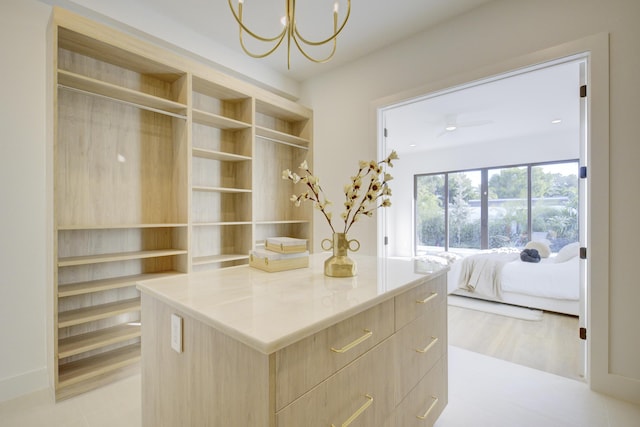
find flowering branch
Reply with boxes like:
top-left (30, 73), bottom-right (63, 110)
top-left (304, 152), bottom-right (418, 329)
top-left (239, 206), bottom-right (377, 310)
top-left (282, 151), bottom-right (398, 235)
top-left (283, 160), bottom-right (336, 234)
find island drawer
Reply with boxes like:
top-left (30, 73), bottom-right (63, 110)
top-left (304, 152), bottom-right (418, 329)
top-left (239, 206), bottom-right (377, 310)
top-left (276, 337), bottom-right (396, 427)
top-left (394, 302), bottom-right (446, 403)
top-left (395, 273), bottom-right (446, 330)
top-left (275, 298), bottom-right (395, 410)
top-left (394, 356), bottom-right (447, 427)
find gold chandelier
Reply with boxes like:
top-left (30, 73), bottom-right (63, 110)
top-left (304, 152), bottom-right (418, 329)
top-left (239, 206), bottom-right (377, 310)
top-left (227, 0), bottom-right (351, 69)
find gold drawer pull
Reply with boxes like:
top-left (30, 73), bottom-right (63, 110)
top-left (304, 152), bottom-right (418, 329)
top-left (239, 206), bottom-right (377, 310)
top-left (416, 396), bottom-right (439, 420)
top-left (331, 394), bottom-right (374, 427)
top-left (330, 329), bottom-right (373, 353)
top-left (415, 336), bottom-right (438, 354)
top-left (416, 292), bottom-right (438, 305)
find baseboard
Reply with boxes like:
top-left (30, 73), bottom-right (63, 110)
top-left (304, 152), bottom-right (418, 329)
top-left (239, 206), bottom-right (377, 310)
top-left (0, 367), bottom-right (50, 403)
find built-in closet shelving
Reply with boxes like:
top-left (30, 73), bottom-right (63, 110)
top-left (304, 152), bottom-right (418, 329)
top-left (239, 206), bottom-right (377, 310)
top-left (190, 76), bottom-right (253, 270)
top-left (254, 100), bottom-right (313, 246)
top-left (50, 8), bottom-right (313, 399)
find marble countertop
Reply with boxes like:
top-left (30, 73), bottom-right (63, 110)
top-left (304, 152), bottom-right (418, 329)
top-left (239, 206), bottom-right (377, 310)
top-left (136, 254), bottom-right (447, 354)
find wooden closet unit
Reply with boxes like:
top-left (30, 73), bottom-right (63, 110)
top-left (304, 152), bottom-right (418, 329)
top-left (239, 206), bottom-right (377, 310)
top-left (50, 8), bottom-right (313, 399)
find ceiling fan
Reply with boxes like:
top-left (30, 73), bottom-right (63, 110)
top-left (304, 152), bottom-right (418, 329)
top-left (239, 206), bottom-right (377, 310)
top-left (436, 113), bottom-right (492, 138)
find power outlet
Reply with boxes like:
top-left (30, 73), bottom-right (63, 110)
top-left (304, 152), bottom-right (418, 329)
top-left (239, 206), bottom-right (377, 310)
top-left (171, 314), bottom-right (183, 353)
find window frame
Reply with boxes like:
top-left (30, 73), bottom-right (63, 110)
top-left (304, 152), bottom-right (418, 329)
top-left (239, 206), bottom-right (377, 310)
top-left (414, 159), bottom-right (579, 255)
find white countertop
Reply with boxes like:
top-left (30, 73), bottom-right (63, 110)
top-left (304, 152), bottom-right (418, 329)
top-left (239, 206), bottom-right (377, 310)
top-left (136, 254), bottom-right (447, 354)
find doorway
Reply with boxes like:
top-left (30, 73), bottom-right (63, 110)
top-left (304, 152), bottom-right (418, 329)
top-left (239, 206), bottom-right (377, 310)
top-left (378, 57), bottom-right (588, 380)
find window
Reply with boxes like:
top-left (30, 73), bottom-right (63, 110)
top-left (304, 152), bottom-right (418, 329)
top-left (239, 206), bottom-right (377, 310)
top-left (415, 161), bottom-right (578, 255)
top-left (488, 166), bottom-right (528, 249)
top-left (448, 171), bottom-right (481, 250)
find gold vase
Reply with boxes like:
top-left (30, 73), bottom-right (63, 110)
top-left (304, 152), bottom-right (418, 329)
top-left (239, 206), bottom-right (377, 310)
top-left (321, 232), bottom-right (360, 277)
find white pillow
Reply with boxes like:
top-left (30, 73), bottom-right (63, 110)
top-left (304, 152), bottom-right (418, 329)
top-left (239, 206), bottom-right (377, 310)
top-left (525, 240), bottom-right (551, 258)
top-left (555, 242), bottom-right (580, 263)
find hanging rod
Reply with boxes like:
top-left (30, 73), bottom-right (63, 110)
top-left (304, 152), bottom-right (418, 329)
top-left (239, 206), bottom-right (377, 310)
top-left (255, 134), bottom-right (309, 150)
top-left (57, 84), bottom-right (188, 120)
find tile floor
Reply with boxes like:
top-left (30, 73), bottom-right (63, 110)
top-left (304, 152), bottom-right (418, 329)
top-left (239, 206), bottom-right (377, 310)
top-left (1, 346), bottom-right (639, 426)
top-left (436, 347), bottom-right (640, 426)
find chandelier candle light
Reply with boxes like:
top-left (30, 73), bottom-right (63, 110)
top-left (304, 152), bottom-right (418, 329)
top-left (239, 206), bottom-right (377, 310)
top-left (228, 0), bottom-right (351, 69)
top-left (282, 150), bottom-right (398, 277)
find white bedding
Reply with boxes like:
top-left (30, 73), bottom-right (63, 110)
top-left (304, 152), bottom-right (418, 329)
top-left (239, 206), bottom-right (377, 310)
top-left (445, 249), bottom-right (580, 314)
top-left (501, 256), bottom-right (579, 300)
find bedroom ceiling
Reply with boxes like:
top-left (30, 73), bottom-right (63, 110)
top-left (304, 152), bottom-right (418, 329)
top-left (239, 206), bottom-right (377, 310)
top-left (383, 60), bottom-right (583, 154)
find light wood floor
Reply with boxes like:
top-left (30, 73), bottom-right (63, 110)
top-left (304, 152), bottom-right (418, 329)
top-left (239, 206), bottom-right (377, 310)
top-left (448, 304), bottom-right (583, 381)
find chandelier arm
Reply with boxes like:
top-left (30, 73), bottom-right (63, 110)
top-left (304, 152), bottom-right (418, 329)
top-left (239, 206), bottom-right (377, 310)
top-left (239, 27), bottom-right (288, 59)
top-left (293, 0), bottom-right (350, 47)
top-left (291, 31), bottom-right (337, 64)
top-left (227, 0), bottom-right (287, 43)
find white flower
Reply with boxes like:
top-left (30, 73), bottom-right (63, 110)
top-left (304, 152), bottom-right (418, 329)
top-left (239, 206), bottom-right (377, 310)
top-left (281, 151), bottom-right (397, 235)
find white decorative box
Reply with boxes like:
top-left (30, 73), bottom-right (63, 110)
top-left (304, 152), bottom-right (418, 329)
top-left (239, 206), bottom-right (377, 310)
top-left (265, 237), bottom-right (308, 254)
top-left (249, 249), bottom-right (309, 272)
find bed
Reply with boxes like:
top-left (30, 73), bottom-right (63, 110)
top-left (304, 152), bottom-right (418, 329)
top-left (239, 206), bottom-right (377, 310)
top-left (423, 242), bottom-right (581, 316)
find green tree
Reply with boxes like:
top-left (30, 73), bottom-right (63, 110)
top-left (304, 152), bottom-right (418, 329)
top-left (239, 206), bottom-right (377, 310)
top-left (416, 175), bottom-right (445, 247)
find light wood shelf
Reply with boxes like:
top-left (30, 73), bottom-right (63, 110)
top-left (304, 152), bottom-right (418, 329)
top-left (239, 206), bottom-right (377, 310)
top-left (192, 254), bottom-right (250, 266)
top-left (192, 109), bottom-right (251, 130)
top-left (192, 186), bottom-right (252, 194)
top-left (256, 126), bottom-right (310, 148)
top-left (58, 272), bottom-right (180, 298)
top-left (193, 221), bottom-right (253, 227)
top-left (57, 224), bottom-right (187, 231)
top-left (256, 220), bottom-right (311, 225)
top-left (58, 298), bottom-right (141, 328)
top-left (58, 323), bottom-right (141, 358)
top-left (58, 249), bottom-right (188, 267)
top-left (192, 147), bottom-right (251, 162)
top-left (58, 343), bottom-right (141, 388)
top-left (58, 69), bottom-right (187, 117)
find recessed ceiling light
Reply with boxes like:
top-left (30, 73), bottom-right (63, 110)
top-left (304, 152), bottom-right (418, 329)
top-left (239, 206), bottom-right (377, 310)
top-left (445, 125), bottom-right (457, 131)
top-left (409, 144), bottom-right (416, 147)
top-left (551, 119), bottom-right (562, 124)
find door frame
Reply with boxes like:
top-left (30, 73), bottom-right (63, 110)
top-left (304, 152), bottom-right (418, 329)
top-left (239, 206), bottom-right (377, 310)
top-left (374, 33), bottom-right (610, 393)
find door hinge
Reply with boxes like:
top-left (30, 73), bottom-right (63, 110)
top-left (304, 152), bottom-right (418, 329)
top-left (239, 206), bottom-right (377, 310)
top-left (579, 327), bottom-right (587, 340)
top-left (580, 166), bottom-right (587, 179)
top-left (580, 247), bottom-right (587, 259)
top-left (384, 236), bottom-right (389, 245)
top-left (580, 85), bottom-right (587, 98)
top-left (384, 128), bottom-right (388, 138)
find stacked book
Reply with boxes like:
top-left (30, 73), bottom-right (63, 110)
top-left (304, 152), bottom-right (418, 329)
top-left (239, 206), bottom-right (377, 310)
top-left (249, 237), bottom-right (309, 272)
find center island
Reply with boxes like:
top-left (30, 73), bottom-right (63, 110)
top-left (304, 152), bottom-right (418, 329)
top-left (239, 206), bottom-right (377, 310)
top-left (137, 254), bottom-right (448, 427)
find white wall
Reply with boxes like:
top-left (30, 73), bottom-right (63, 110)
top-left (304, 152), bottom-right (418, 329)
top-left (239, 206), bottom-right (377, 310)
top-left (388, 129), bottom-right (579, 257)
top-left (0, 0), bottom-right (52, 402)
top-left (300, 0), bottom-right (640, 403)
